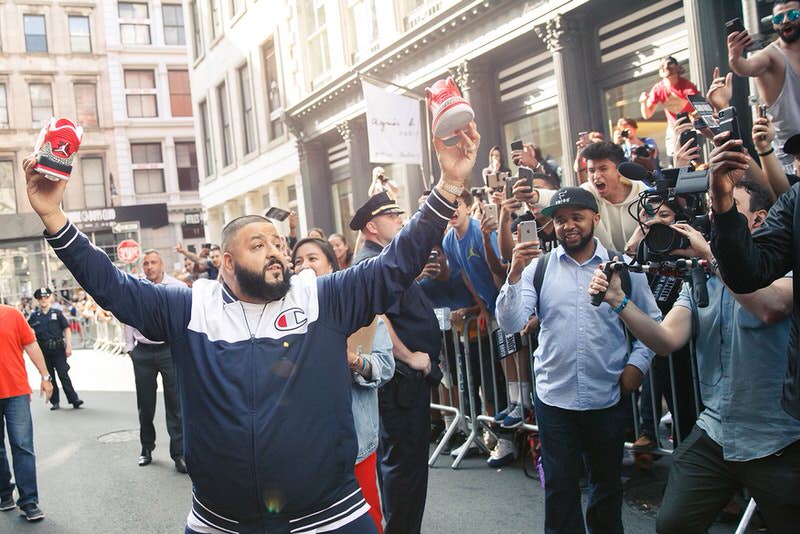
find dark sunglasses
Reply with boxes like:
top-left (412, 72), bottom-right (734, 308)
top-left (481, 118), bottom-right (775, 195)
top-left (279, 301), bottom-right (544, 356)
top-left (773, 9), bottom-right (800, 25)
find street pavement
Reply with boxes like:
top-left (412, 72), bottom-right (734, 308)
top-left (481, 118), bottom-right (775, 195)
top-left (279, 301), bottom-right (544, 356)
top-left (2, 349), bottom-right (742, 533)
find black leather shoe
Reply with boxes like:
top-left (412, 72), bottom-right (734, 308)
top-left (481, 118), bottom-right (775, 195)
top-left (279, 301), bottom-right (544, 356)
top-left (49, 404), bottom-right (60, 411)
top-left (72, 399), bottom-right (84, 409)
top-left (174, 457), bottom-right (188, 474)
top-left (138, 447), bottom-right (152, 466)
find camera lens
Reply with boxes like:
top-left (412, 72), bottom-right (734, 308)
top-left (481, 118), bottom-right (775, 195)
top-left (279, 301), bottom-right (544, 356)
top-left (644, 223), bottom-right (689, 254)
top-left (621, 129), bottom-right (630, 138)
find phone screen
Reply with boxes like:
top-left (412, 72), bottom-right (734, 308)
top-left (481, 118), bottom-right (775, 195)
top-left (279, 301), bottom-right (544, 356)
top-left (687, 94), bottom-right (719, 130)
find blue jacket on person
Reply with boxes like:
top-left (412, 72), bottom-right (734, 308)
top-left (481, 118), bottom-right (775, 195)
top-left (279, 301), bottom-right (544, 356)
top-left (43, 190), bottom-right (456, 533)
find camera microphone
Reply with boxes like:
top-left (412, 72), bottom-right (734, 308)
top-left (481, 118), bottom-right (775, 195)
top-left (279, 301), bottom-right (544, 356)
top-left (618, 161), bottom-right (653, 183)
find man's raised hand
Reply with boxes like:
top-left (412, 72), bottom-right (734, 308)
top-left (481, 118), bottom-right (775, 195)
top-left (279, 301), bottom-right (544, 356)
top-left (23, 156), bottom-right (68, 233)
top-left (433, 121), bottom-right (480, 185)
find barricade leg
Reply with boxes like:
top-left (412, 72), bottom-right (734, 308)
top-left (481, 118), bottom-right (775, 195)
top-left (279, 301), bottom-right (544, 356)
top-left (429, 329), bottom-right (462, 466)
top-left (452, 318), bottom-right (491, 469)
top-left (734, 499), bottom-right (757, 534)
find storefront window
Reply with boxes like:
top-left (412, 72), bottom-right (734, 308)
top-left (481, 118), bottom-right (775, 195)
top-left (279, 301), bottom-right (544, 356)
top-left (0, 160), bottom-right (16, 214)
top-left (603, 63), bottom-right (689, 167)
top-left (503, 107), bottom-right (563, 177)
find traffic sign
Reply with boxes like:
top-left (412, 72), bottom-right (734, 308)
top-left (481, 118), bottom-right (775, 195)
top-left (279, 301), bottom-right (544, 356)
top-left (116, 239), bottom-right (141, 264)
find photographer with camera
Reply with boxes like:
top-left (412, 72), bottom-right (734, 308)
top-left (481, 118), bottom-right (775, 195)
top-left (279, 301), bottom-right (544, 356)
top-left (621, 202), bottom-right (698, 453)
top-left (615, 118), bottom-right (659, 172)
top-left (591, 177), bottom-right (800, 533)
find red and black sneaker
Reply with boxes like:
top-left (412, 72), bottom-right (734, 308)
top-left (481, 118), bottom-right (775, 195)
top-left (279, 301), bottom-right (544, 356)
top-left (33, 118), bottom-right (83, 181)
top-left (425, 77), bottom-right (474, 140)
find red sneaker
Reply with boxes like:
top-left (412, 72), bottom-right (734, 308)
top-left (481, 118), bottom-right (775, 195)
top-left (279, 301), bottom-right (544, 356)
top-left (426, 77), bottom-right (474, 140)
top-left (33, 118), bottom-right (83, 181)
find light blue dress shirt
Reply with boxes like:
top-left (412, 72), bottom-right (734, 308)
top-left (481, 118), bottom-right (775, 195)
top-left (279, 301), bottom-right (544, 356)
top-left (496, 239), bottom-right (661, 411)
top-left (675, 275), bottom-right (800, 461)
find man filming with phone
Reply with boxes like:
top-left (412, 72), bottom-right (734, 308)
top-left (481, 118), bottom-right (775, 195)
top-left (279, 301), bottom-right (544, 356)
top-left (728, 0), bottom-right (800, 171)
top-left (590, 175), bottom-right (800, 533)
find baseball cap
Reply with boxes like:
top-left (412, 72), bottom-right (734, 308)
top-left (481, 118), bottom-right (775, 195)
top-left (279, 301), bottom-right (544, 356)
top-left (783, 134), bottom-right (800, 157)
top-left (540, 187), bottom-right (599, 218)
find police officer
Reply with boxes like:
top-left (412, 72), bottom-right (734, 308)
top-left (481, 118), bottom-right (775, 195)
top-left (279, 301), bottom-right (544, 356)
top-left (28, 288), bottom-right (83, 410)
top-left (351, 192), bottom-right (443, 534)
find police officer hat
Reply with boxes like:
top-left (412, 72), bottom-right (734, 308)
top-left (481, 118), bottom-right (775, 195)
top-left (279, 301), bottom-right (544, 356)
top-left (349, 192), bottom-right (405, 231)
top-left (33, 287), bottom-right (53, 299)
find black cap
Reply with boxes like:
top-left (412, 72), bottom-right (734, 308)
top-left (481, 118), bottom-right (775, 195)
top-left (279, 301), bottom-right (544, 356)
top-left (784, 134), bottom-right (800, 156)
top-left (349, 192), bottom-right (405, 231)
top-left (33, 287), bottom-right (52, 299)
top-left (540, 187), bottom-right (599, 217)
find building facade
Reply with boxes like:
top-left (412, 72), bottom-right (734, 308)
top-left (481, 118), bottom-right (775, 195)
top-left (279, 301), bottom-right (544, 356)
top-left (188, 0), bottom-right (753, 248)
top-left (102, 0), bottom-right (202, 263)
top-left (0, 0), bottom-right (197, 304)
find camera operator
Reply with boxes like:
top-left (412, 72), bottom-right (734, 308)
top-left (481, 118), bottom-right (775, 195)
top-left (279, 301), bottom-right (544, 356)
top-left (590, 178), bottom-right (800, 533)
top-left (497, 187), bottom-right (660, 534)
top-left (615, 118), bottom-right (659, 172)
top-left (640, 56), bottom-right (700, 157)
top-left (526, 142), bottom-right (649, 252)
top-left (671, 116), bottom-right (703, 169)
top-left (622, 202), bottom-right (699, 453)
top-left (728, 0), bottom-right (800, 171)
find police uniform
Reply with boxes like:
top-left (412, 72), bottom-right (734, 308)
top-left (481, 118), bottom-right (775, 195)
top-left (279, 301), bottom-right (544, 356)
top-left (351, 194), bottom-right (443, 534)
top-left (28, 288), bottom-right (82, 409)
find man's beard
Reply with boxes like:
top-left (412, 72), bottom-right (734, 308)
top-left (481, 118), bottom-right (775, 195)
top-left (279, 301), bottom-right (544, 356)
top-left (559, 229), bottom-right (595, 254)
top-left (233, 260), bottom-right (293, 302)
top-left (779, 24), bottom-right (800, 43)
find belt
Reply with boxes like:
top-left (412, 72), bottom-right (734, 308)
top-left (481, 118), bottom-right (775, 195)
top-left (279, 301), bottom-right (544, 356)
top-left (42, 339), bottom-right (65, 350)
top-left (136, 342), bottom-right (167, 351)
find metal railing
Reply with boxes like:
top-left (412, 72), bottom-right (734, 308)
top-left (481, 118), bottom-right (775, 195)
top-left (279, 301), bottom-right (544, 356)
top-left (428, 309), bottom-right (757, 531)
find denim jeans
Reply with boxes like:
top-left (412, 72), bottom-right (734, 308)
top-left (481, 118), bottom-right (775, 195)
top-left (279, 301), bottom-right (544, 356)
top-left (534, 395), bottom-right (627, 534)
top-left (0, 394), bottom-right (39, 506)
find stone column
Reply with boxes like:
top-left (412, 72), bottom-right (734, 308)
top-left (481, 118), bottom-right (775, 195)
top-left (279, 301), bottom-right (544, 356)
top-left (535, 16), bottom-right (592, 187)
top-left (337, 118), bottom-right (371, 209)
top-left (451, 60), bottom-right (499, 187)
top-left (243, 191), bottom-right (263, 216)
top-left (296, 138), bottom-right (334, 232)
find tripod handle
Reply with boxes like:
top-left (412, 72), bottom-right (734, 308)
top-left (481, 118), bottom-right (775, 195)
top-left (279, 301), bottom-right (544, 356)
top-left (691, 266), bottom-right (709, 308)
top-left (591, 262), bottom-right (615, 307)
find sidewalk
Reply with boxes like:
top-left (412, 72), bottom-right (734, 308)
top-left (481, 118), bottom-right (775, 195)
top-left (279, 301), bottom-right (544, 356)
top-left (6, 349), bottom-right (738, 533)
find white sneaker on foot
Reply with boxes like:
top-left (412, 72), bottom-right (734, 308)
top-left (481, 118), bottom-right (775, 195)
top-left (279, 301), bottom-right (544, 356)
top-left (487, 438), bottom-right (517, 467)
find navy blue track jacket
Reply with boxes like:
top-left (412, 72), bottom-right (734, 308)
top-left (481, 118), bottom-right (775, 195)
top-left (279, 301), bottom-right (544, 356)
top-left (44, 190), bottom-right (456, 532)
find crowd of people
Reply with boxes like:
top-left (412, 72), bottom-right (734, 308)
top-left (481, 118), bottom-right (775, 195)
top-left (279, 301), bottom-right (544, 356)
top-left (2, 3), bottom-right (800, 533)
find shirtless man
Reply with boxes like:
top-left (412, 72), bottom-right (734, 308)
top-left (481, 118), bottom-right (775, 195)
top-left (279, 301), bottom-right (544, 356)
top-left (728, 0), bottom-right (800, 169)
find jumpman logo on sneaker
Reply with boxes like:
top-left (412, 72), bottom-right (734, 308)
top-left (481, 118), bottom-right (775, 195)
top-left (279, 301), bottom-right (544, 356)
top-left (53, 141), bottom-right (70, 157)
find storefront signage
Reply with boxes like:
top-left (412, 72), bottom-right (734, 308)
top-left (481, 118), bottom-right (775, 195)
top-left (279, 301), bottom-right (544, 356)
top-left (65, 203), bottom-right (169, 230)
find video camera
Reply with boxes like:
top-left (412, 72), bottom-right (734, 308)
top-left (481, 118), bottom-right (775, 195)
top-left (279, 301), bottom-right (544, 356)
top-left (619, 162), bottom-right (710, 262)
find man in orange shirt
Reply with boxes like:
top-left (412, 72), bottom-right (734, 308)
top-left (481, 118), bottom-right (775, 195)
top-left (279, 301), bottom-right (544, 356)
top-left (0, 303), bottom-right (53, 522)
